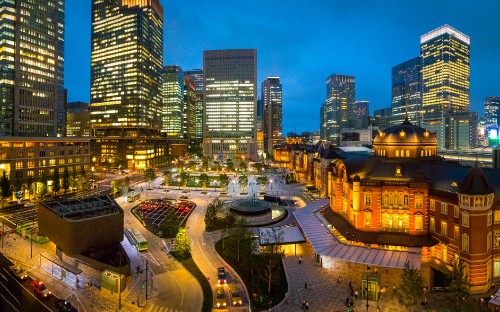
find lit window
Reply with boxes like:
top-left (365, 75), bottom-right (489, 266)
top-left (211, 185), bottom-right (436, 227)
top-left (441, 221), bottom-right (447, 236)
top-left (415, 195), bottom-right (423, 209)
top-left (365, 212), bottom-right (372, 227)
top-left (495, 211), bottom-right (500, 223)
top-left (454, 206), bottom-right (459, 218)
top-left (441, 203), bottom-right (448, 215)
top-left (403, 195), bottom-right (409, 206)
top-left (430, 217), bottom-right (435, 232)
top-left (495, 231), bottom-right (500, 248)
top-left (454, 226), bottom-right (459, 240)
top-left (365, 194), bottom-right (371, 206)
top-left (462, 233), bottom-right (469, 253)
top-left (462, 213), bottom-right (469, 227)
top-left (415, 215), bottom-right (423, 230)
top-left (395, 166), bottom-right (402, 177)
top-left (442, 244), bottom-right (447, 263)
top-left (430, 199), bottom-right (435, 211)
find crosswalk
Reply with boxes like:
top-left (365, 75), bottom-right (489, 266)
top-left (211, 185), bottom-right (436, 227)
top-left (142, 304), bottom-right (184, 312)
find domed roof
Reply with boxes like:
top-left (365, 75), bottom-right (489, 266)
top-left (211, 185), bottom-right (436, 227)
top-left (459, 166), bottom-right (493, 195)
top-left (373, 118), bottom-right (437, 146)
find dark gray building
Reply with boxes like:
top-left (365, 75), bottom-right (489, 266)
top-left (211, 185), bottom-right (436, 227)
top-left (184, 69), bottom-right (204, 140)
top-left (485, 96), bottom-right (500, 129)
top-left (391, 57), bottom-right (422, 126)
top-left (0, 0), bottom-right (65, 137)
top-left (262, 77), bottom-right (283, 155)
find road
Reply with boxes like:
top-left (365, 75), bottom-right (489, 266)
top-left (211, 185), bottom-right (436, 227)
top-left (0, 252), bottom-right (57, 312)
top-left (118, 180), bottom-right (203, 312)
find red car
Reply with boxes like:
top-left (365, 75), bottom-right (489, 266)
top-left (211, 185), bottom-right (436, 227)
top-left (30, 280), bottom-right (52, 297)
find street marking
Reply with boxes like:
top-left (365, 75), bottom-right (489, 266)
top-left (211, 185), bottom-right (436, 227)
top-left (0, 275), bottom-right (20, 304)
top-left (0, 292), bottom-right (19, 312)
top-left (195, 238), bottom-right (216, 271)
top-left (173, 276), bottom-right (184, 307)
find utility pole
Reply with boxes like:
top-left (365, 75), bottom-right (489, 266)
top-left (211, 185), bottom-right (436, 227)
top-left (145, 260), bottom-right (149, 300)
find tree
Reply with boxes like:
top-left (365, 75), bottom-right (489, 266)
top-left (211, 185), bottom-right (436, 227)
top-left (63, 167), bottom-right (70, 196)
top-left (199, 173), bottom-right (209, 189)
top-left (27, 175), bottom-right (33, 200)
top-left (40, 173), bottom-right (48, 199)
top-left (393, 261), bottom-right (424, 312)
top-left (202, 157), bottom-right (209, 172)
top-left (233, 217), bottom-right (248, 262)
top-left (446, 256), bottom-right (469, 311)
top-left (124, 176), bottom-right (130, 192)
top-left (259, 227), bottom-right (285, 293)
top-left (162, 171), bottom-right (171, 187)
top-left (144, 168), bottom-right (156, 189)
top-left (175, 227), bottom-right (191, 259)
top-left (254, 162), bottom-right (265, 173)
top-left (238, 161), bottom-right (247, 172)
top-left (71, 169), bottom-right (77, 190)
top-left (1, 171), bottom-right (10, 204)
top-left (227, 161), bottom-right (234, 172)
top-left (219, 174), bottom-right (229, 191)
top-left (179, 171), bottom-right (190, 187)
top-left (205, 199), bottom-right (223, 231)
top-left (52, 169), bottom-right (61, 195)
top-left (212, 160), bottom-right (221, 172)
top-left (238, 174), bottom-right (248, 193)
top-left (257, 175), bottom-right (268, 191)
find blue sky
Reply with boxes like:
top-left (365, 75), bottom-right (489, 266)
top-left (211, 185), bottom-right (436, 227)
top-left (65, 0), bottom-right (500, 135)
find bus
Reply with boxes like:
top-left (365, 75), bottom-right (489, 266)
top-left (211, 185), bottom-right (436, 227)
top-left (129, 228), bottom-right (148, 251)
top-left (127, 192), bottom-right (140, 202)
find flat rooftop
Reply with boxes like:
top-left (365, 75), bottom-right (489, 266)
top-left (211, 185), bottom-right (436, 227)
top-left (41, 195), bottom-right (122, 221)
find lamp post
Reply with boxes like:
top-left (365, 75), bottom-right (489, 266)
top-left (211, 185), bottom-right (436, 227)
top-left (270, 179), bottom-right (273, 191)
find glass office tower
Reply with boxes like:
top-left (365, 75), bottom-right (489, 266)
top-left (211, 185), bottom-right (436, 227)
top-left (391, 57), bottom-right (422, 126)
top-left (184, 69), bottom-right (204, 140)
top-left (90, 0), bottom-right (163, 138)
top-left (203, 49), bottom-right (257, 160)
top-left (0, 0), bottom-right (65, 137)
top-left (162, 65), bottom-right (184, 138)
top-left (485, 96), bottom-right (500, 128)
top-left (262, 77), bottom-right (282, 155)
top-left (321, 74), bottom-right (355, 144)
top-left (420, 25), bottom-right (470, 148)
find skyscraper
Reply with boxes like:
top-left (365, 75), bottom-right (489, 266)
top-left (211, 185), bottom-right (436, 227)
top-left (183, 75), bottom-right (196, 140)
top-left (351, 100), bottom-right (370, 129)
top-left (420, 25), bottom-right (470, 148)
top-left (391, 57), bottom-right (422, 126)
top-left (320, 74), bottom-right (355, 144)
top-left (262, 77), bottom-right (282, 155)
top-left (203, 49), bottom-right (257, 160)
top-left (484, 96), bottom-right (500, 128)
top-left (0, 0), bottom-right (65, 137)
top-left (90, 0), bottom-right (163, 138)
top-left (184, 69), bottom-right (204, 140)
top-left (162, 65), bottom-right (184, 138)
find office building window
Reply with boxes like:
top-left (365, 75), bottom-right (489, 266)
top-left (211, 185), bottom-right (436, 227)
top-left (430, 217), bottom-right (435, 232)
top-left (415, 215), bottom-right (423, 231)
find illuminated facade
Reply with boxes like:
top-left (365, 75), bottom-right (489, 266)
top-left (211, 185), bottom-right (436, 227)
top-left (203, 49), bottom-right (258, 160)
top-left (162, 65), bottom-right (184, 138)
top-left (262, 77), bottom-right (282, 155)
top-left (90, 0), bottom-right (163, 138)
top-left (485, 96), bottom-right (500, 129)
top-left (420, 25), bottom-right (470, 148)
top-left (184, 69), bottom-right (204, 140)
top-left (443, 111), bottom-right (478, 150)
top-left (391, 57), bottom-right (422, 126)
top-left (282, 119), bottom-right (500, 294)
top-left (66, 102), bottom-right (90, 137)
top-left (183, 75), bottom-right (196, 140)
top-left (320, 74), bottom-right (355, 144)
top-left (0, 137), bottom-right (91, 197)
top-left (0, 0), bottom-right (65, 137)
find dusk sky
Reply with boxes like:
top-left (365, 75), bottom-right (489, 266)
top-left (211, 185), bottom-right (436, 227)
top-left (65, 0), bottom-right (500, 135)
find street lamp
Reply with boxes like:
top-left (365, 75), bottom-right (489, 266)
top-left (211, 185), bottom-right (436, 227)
top-left (270, 179), bottom-right (273, 191)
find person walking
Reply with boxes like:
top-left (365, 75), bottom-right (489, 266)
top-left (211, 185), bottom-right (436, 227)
top-left (305, 301), bottom-right (309, 311)
top-left (302, 299), bottom-right (306, 311)
top-left (354, 290), bottom-right (358, 300)
top-left (305, 282), bottom-right (308, 289)
top-left (338, 277), bottom-right (341, 284)
top-left (299, 256), bottom-right (302, 264)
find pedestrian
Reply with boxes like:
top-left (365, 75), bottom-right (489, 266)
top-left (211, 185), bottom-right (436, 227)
top-left (350, 288), bottom-right (354, 297)
top-left (345, 296), bottom-right (350, 306)
top-left (385, 281), bottom-right (388, 290)
top-left (305, 301), bottom-right (309, 311)
top-left (377, 308), bottom-right (381, 312)
top-left (86, 277), bottom-right (90, 289)
top-left (299, 256), bottom-right (302, 265)
top-left (354, 290), bottom-right (358, 300)
top-left (495, 306), bottom-right (499, 312)
top-left (338, 277), bottom-right (341, 284)
top-left (302, 299), bottom-right (306, 311)
top-left (137, 265), bottom-right (141, 275)
top-left (305, 282), bottom-right (308, 289)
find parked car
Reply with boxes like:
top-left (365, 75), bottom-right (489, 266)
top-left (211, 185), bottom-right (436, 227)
top-left (54, 299), bottom-right (78, 312)
top-left (215, 286), bottom-right (226, 308)
top-left (218, 267), bottom-right (227, 284)
top-left (9, 265), bottom-right (27, 281)
top-left (30, 280), bottom-right (51, 298)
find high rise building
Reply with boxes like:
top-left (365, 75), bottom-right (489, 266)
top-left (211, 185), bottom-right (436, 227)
top-left (162, 65), bottom-right (184, 138)
top-left (320, 74), bottom-right (355, 144)
top-left (444, 111), bottom-right (478, 150)
top-left (184, 69), bottom-right (204, 140)
top-left (183, 75), bottom-right (196, 140)
top-left (90, 0), bottom-right (163, 138)
top-left (373, 108), bottom-right (392, 131)
top-left (262, 77), bottom-right (283, 155)
top-left (391, 57), bottom-right (422, 126)
top-left (351, 100), bottom-right (370, 129)
top-left (203, 49), bottom-right (258, 160)
top-left (485, 96), bottom-right (500, 128)
top-left (420, 25), bottom-right (470, 148)
top-left (66, 102), bottom-right (90, 137)
top-left (256, 98), bottom-right (264, 153)
top-left (0, 0), bottom-right (65, 137)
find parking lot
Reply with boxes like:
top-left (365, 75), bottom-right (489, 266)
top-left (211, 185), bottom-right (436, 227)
top-left (134, 198), bottom-right (197, 238)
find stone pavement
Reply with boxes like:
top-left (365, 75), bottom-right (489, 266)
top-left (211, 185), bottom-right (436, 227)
top-left (273, 243), bottom-right (490, 312)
